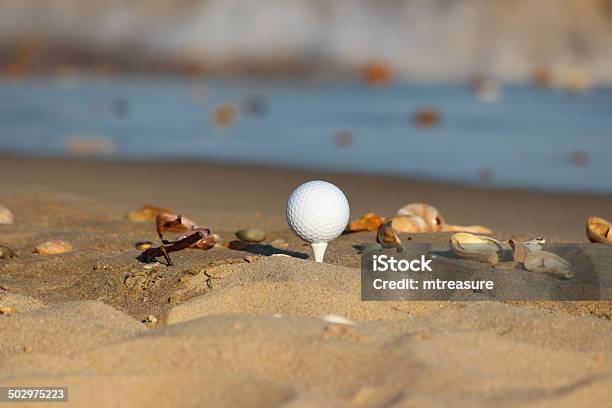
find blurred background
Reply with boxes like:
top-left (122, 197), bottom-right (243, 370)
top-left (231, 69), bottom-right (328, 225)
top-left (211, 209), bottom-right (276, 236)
top-left (1, 0), bottom-right (611, 193)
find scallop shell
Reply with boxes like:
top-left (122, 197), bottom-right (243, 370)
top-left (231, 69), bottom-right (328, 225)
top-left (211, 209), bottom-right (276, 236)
top-left (0, 206), bottom-right (13, 225)
top-left (524, 250), bottom-right (573, 279)
top-left (450, 232), bottom-right (502, 266)
top-left (376, 221), bottom-right (405, 252)
top-left (346, 212), bottom-right (386, 232)
top-left (391, 215), bottom-right (430, 233)
top-left (586, 216), bottom-right (612, 245)
top-left (396, 203), bottom-right (445, 231)
top-left (34, 240), bottom-right (73, 256)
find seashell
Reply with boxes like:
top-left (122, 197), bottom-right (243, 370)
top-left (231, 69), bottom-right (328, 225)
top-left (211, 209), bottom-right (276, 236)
top-left (0, 206), bottom-right (13, 224)
top-left (376, 221), bottom-right (405, 252)
top-left (0, 245), bottom-right (18, 259)
top-left (390, 215), bottom-right (429, 233)
top-left (34, 240), bottom-right (73, 256)
top-left (508, 238), bottom-right (532, 263)
top-left (269, 238), bottom-right (289, 248)
top-left (128, 205), bottom-right (173, 223)
top-left (235, 228), bottom-right (266, 243)
top-left (0, 306), bottom-right (16, 315)
top-left (450, 233), bottom-right (502, 266)
top-left (586, 216), bottom-right (612, 245)
top-left (135, 241), bottom-right (154, 250)
top-left (317, 313), bottom-right (356, 326)
top-left (346, 212), bottom-right (386, 232)
top-left (189, 229), bottom-right (216, 250)
top-left (443, 224), bottom-right (493, 234)
top-left (128, 210), bottom-right (154, 223)
top-left (523, 250), bottom-right (573, 279)
top-left (396, 203), bottom-right (445, 231)
top-left (156, 212), bottom-right (199, 235)
top-left (522, 237), bottom-right (545, 252)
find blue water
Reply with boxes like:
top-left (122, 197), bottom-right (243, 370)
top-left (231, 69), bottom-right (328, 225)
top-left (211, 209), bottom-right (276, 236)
top-left (1, 77), bottom-right (611, 193)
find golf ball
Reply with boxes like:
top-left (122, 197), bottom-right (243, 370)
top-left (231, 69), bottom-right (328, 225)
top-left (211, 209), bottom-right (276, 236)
top-left (286, 180), bottom-right (350, 243)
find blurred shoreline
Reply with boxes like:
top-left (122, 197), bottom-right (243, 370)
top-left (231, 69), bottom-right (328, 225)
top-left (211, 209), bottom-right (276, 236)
top-left (2, 0), bottom-right (612, 84)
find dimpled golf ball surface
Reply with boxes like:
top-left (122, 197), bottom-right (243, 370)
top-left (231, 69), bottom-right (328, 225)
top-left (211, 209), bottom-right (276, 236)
top-left (286, 181), bottom-right (350, 243)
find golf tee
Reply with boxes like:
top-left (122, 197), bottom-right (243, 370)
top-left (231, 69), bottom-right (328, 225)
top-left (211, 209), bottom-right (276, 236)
top-left (311, 242), bottom-right (328, 263)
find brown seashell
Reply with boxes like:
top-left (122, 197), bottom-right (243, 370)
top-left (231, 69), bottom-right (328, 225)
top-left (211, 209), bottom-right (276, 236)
top-left (0, 306), bottom-right (16, 315)
top-left (127, 205), bottom-right (172, 223)
top-left (443, 224), bottom-right (493, 234)
top-left (396, 203), bottom-right (445, 231)
top-left (0, 206), bottom-right (13, 225)
top-left (391, 215), bottom-right (430, 233)
top-left (450, 233), bottom-right (502, 266)
top-left (189, 229), bottom-right (216, 250)
top-left (376, 221), bottom-right (405, 252)
top-left (524, 250), bottom-right (573, 279)
top-left (156, 212), bottom-right (199, 235)
top-left (0, 245), bottom-right (18, 259)
top-left (586, 216), bottom-right (612, 245)
top-left (508, 238), bottom-right (532, 263)
top-left (34, 240), bottom-right (73, 256)
top-left (346, 212), bottom-right (386, 232)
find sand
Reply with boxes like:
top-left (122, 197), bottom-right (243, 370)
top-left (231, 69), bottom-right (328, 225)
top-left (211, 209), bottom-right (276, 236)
top-left (1, 157), bottom-right (612, 407)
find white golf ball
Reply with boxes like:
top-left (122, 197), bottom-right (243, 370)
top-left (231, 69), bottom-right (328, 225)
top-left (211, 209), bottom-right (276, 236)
top-left (286, 180), bottom-right (350, 243)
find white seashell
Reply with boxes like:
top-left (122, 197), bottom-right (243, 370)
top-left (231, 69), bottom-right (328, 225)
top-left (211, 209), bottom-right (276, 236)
top-left (396, 203), bottom-right (445, 231)
top-left (450, 233), bottom-right (503, 266)
top-left (524, 250), bottom-right (573, 279)
top-left (317, 313), bottom-right (356, 326)
top-left (522, 237), bottom-right (545, 252)
top-left (0, 206), bottom-right (13, 225)
top-left (391, 215), bottom-right (430, 233)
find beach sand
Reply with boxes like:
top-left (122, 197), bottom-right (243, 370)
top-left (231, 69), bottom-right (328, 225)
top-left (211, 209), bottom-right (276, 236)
top-left (1, 157), bottom-right (611, 407)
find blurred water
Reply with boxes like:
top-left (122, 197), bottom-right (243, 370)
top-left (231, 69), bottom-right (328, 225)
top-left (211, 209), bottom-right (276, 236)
top-left (0, 77), bottom-right (611, 193)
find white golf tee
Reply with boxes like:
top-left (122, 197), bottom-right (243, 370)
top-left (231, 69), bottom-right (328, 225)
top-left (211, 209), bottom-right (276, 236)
top-left (311, 242), bottom-right (328, 263)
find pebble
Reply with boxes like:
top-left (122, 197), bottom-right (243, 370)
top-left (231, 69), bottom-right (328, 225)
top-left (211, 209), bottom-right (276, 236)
top-left (34, 240), bottom-right (73, 256)
top-left (224, 240), bottom-right (249, 251)
top-left (269, 238), bottom-right (289, 248)
top-left (0, 206), bottom-right (13, 224)
top-left (0, 246), bottom-right (17, 259)
top-left (135, 241), bottom-right (154, 250)
top-left (235, 228), bottom-right (266, 243)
